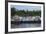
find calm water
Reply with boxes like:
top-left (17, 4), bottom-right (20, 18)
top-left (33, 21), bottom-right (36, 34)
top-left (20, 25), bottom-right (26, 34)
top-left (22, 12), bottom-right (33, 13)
top-left (11, 23), bottom-right (41, 28)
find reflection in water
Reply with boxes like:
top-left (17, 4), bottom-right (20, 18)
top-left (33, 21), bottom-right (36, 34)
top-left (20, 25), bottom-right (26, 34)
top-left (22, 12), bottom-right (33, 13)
top-left (11, 23), bottom-right (41, 28)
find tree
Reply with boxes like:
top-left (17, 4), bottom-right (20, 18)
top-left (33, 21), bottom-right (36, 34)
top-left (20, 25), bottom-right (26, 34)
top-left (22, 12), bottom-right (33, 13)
top-left (11, 7), bottom-right (16, 16)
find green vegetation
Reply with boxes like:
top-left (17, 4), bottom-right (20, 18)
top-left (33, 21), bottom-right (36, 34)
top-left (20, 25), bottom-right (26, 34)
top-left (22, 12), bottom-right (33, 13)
top-left (11, 7), bottom-right (41, 17)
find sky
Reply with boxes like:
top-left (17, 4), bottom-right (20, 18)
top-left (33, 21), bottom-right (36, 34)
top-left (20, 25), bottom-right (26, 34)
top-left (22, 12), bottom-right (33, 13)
top-left (11, 5), bottom-right (41, 11)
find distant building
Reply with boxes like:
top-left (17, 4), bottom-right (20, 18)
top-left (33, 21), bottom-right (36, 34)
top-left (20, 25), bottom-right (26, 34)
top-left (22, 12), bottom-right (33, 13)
top-left (11, 15), bottom-right (20, 21)
top-left (11, 14), bottom-right (41, 21)
top-left (34, 16), bottom-right (41, 21)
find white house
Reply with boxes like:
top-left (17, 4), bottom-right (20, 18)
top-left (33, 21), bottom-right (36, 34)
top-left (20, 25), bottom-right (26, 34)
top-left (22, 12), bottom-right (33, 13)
top-left (11, 15), bottom-right (41, 21)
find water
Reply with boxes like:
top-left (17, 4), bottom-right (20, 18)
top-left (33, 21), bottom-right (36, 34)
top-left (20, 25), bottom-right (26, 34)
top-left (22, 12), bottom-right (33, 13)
top-left (11, 23), bottom-right (41, 28)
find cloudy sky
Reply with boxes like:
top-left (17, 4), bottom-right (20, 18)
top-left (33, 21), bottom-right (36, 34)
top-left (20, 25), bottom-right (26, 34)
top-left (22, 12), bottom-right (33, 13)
top-left (11, 5), bottom-right (41, 11)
